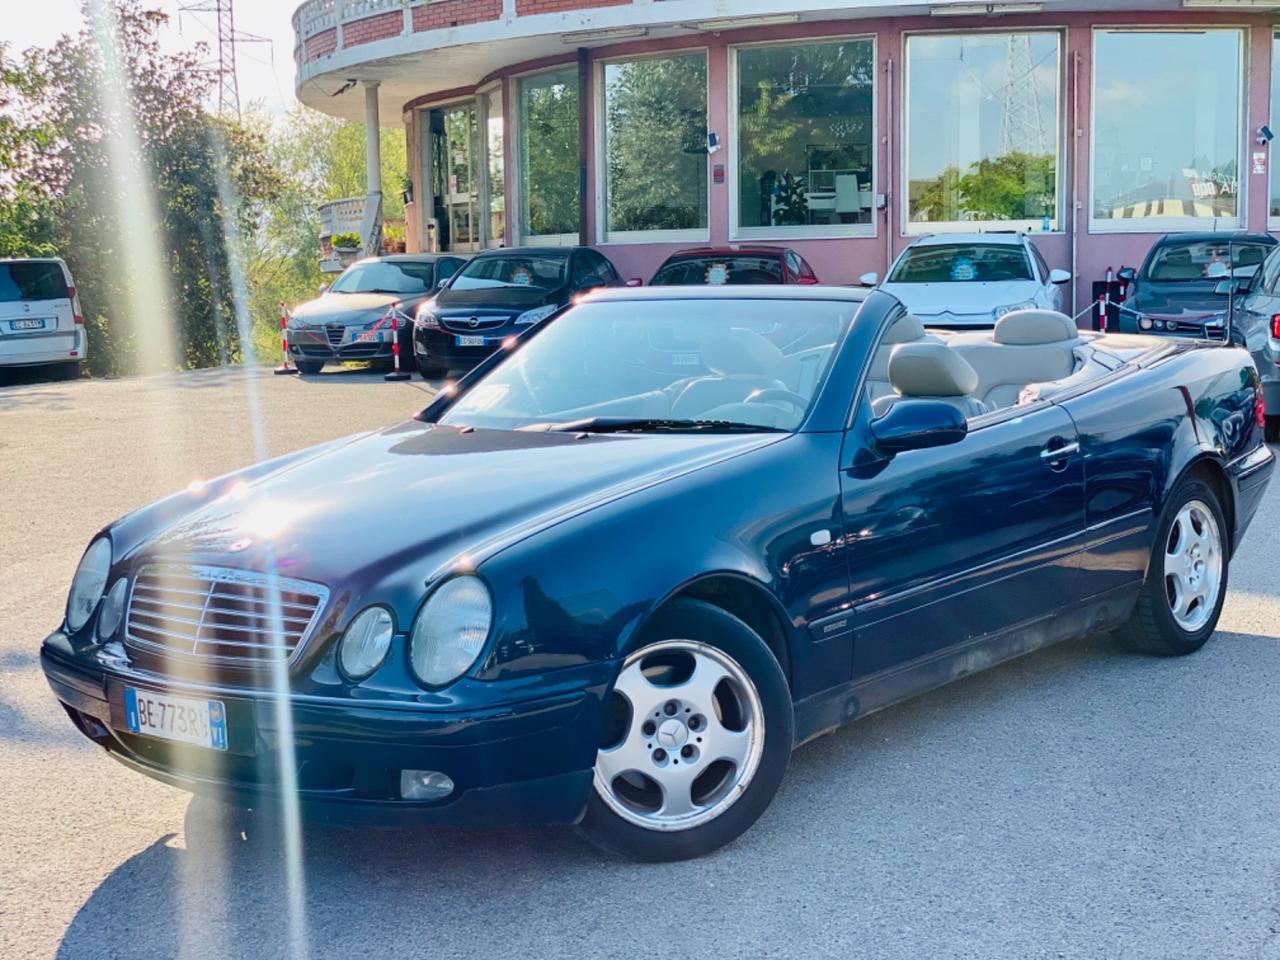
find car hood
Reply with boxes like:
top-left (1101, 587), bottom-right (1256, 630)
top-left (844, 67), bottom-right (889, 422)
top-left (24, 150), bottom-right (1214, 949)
top-left (1130, 282), bottom-right (1229, 321)
top-left (878, 280), bottom-right (1041, 322)
top-left (291, 292), bottom-right (424, 326)
top-left (434, 285), bottom-right (566, 315)
top-left (133, 421), bottom-right (782, 588)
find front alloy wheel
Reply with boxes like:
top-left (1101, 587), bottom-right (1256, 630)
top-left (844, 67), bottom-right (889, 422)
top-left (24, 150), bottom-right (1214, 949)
top-left (580, 599), bottom-right (792, 861)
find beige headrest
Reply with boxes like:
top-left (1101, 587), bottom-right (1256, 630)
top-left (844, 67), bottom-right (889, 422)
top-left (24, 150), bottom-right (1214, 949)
top-left (700, 331), bottom-right (785, 377)
top-left (882, 313), bottom-right (927, 345)
top-left (994, 309), bottom-right (1079, 345)
top-left (889, 342), bottom-right (979, 398)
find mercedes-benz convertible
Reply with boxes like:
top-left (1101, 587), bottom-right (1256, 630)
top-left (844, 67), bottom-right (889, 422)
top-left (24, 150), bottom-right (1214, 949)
top-left (41, 287), bottom-right (1274, 860)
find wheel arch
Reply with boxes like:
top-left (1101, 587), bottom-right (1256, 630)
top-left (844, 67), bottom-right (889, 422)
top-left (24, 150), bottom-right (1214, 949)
top-left (1178, 454), bottom-right (1236, 555)
top-left (629, 572), bottom-right (795, 695)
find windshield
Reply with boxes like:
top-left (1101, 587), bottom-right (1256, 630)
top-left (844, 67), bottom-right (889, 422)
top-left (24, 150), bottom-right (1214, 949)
top-left (1146, 240), bottom-right (1271, 281)
top-left (888, 244), bottom-right (1033, 283)
top-left (329, 260), bottom-right (435, 295)
top-left (651, 255), bottom-right (784, 286)
top-left (0, 261), bottom-right (69, 302)
top-left (440, 298), bottom-right (857, 432)
top-left (450, 255), bottom-right (568, 291)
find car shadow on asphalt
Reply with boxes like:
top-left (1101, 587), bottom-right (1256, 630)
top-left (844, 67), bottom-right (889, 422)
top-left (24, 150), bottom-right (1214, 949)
top-left (53, 627), bottom-right (1280, 960)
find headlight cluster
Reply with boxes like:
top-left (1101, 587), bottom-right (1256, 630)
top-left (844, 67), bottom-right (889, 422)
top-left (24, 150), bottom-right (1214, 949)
top-left (416, 300), bottom-right (439, 329)
top-left (514, 304), bottom-right (557, 326)
top-left (336, 576), bottom-right (493, 688)
top-left (65, 538), bottom-right (112, 633)
top-left (97, 578), bottom-right (128, 642)
top-left (992, 300), bottom-right (1037, 321)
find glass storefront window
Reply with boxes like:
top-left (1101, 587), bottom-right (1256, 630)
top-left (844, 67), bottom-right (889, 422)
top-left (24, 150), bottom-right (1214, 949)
top-left (905, 32), bottom-right (1060, 231)
top-left (517, 68), bottom-right (579, 240)
top-left (601, 52), bottom-right (708, 239)
top-left (1092, 29), bottom-right (1242, 230)
top-left (735, 39), bottom-right (875, 236)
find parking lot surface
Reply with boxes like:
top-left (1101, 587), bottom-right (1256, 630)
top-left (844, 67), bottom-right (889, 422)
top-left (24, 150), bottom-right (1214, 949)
top-left (2, 366), bottom-right (1279, 960)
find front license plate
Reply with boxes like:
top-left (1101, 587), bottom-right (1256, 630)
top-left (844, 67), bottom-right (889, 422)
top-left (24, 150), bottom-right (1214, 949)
top-left (124, 687), bottom-right (228, 751)
top-left (9, 318), bottom-right (46, 331)
top-left (454, 335), bottom-right (486, 347)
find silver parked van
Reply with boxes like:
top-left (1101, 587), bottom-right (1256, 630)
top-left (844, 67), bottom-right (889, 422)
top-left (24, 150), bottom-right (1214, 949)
top-left (0, 258), bottom-right (86, 379)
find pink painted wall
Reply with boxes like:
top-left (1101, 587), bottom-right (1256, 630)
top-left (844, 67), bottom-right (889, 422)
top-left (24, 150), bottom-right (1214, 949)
top-left (405, 9), bottom-right (1279, 314)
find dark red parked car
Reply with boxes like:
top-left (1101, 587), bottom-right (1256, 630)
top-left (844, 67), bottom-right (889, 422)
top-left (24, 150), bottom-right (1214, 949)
top-left (648, 246), bottom-right (820, 286)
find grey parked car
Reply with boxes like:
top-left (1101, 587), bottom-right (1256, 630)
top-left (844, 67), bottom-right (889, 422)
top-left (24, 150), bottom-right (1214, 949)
top-left (287, 254), bottom-right (467, 375)
top-left (1231, 246), bottom-right (1280, 442)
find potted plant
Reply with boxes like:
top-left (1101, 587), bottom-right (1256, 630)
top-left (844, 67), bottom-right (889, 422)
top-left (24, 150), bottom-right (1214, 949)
top-left (331, 232), bottom-right (362, 253)
top-left (400, 172), bottom-right (414, 207)
top-left (382, 223), bottom-right (406, 254)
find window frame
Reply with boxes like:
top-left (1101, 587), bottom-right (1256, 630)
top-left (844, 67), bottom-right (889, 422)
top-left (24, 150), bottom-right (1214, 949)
top-left (593, 48), bottom-right (712, 246)
top-left (900, 27), bottom-right (1066, 237)
top-left (512, 63), bottom-right (583, 248)
top-left (728, 34), bottom-right (879, 242)
top-left (1088, 26), bottom-right (1247, 235)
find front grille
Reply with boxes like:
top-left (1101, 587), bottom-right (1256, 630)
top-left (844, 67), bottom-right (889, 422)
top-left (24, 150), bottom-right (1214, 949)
top-left (124, 565), bottom-right (328, 666)
top-left (325, 324), bottom-right (345, 346)
top-left (440, 315), bottom-right (510, 333)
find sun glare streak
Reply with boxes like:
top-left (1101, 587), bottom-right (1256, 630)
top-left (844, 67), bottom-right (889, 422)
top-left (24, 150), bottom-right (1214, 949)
top-left (86, 0), bottom-right (177, 376)
top-left (211, 137), bottom-right (311, 958)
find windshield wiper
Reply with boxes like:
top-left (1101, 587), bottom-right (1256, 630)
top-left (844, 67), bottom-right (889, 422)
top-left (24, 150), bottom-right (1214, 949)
top-left (546, 417), bottom-right (786, 434)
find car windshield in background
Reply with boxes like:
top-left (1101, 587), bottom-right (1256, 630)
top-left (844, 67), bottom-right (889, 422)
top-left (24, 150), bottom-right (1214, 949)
top-left (450, 255), bottom-right (567, 291)
top-left (440, 298), bottom-right (856, 433)
top-left (0, 262), bottom-right (68, 302)
top-left (329, 261), bottom-right (435, 295)
top-left (1146, 241), bottom-right (1271, 281)
top-left (651, 255), bottom-right (784, 286)
top-left (888, 244), bottom-right (1033, 283)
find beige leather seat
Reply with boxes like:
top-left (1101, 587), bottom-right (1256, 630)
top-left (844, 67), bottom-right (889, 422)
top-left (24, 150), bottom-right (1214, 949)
top-left (876, 341), bottom-right (987, 419)
top-left (950, 309), bottom-right (1081, 409)
top-left (865, 313), bottom-right (930, 402)
top-left (671, 330), bottom-right (789, 419)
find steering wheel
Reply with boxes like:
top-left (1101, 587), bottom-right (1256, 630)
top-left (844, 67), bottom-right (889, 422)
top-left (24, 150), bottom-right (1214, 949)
top-left (744, 388), bottom-right (809, 414)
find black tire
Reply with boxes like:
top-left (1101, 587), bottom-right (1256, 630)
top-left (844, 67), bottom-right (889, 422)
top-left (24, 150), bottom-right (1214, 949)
top-left (51, 360), bottom-right (80, 381)
top-left (1265, 415), bottom-right (1280, 444)
top-left (295, 359), bottom-right (323, 375)
top-left (417, 360), bottom-right (448, 380)
top-left (578, 598), bottom-right (793, 862)
top-left (1115, 476), bottom-right (1229, 656)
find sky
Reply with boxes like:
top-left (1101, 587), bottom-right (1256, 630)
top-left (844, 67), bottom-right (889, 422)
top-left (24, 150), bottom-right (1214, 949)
top-left (5, 0), bottom-right (302, 114)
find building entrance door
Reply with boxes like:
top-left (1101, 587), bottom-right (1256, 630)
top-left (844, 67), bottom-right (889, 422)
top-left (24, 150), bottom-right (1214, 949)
top-left (430, 104), bottom-right (479, 252)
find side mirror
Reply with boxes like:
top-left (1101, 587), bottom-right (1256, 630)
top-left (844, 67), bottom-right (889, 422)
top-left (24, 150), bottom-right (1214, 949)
top-left (625, 277), bottom-right (644, 287)
top-left (795, 275), bottom-right (820, 286)
top-left (870, 399), bottom-right (968, 455)
top-left (318, 283), bottom-right (331, 295)
top-left (1212, 277), bottom-right (1250, 296)
top-left (1117, 267), bottom-right (1137, 283)
top-left (859, 272), bottom-right (879, 287)
top-left (1048, 268), bottom-right (1071, 285)
top-left (576, 274), bottom-right (605, 292)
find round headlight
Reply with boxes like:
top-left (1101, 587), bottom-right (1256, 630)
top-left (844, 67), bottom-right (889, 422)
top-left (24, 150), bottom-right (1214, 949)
top-left (339, 606), bottom-right (395, 680)
top-left (66, 538), bottom-right (112, 633)
top-left (409, 576), bottom-right (492, 687)
top-left (1138, 316), bottom-right (1153, 330)
top-left (97, 577), bottom-right (128, 642)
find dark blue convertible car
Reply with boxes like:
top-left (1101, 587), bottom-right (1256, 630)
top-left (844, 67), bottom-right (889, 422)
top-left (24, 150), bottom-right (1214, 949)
top-left (41, 288), bottom-right (1274, 860)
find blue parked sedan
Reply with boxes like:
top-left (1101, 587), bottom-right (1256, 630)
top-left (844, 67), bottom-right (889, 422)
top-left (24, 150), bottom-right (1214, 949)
top-left (41, 288), bottom-right (1273, 860)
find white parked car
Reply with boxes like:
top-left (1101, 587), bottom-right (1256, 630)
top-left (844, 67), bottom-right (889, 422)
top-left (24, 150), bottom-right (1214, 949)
top-left (862, 234), bottom-right (1071, 328)
top-left (0, 258), bottom-right (86, 379)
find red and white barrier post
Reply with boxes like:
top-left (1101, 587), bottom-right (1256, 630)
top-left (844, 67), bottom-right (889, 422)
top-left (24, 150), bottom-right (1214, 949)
top-left (274, 301), bottom-right (298, 375)
top-left (1097, 291), bottom-right (1108, 334)
top-left (384, 304), bottom-right (411, 381)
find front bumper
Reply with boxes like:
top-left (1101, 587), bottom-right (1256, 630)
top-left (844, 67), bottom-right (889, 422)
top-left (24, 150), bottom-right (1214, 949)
top-left (40, 632), bottom-right (609, 827)
top-left (413, 325), bottom-right (504, 372)
top-left (287, 327), bottom-right (393, 363)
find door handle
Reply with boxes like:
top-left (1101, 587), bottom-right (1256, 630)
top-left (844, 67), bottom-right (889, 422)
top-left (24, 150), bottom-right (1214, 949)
top-left (1040, 440), bottom-right (1080, 461)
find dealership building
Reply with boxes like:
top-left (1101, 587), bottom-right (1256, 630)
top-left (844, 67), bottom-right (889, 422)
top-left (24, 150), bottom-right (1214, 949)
top-left (292, 0), bottom-right (1280, 312)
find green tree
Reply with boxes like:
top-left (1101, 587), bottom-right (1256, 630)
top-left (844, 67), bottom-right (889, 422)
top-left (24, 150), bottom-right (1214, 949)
top-left (520, 70), bottom-right (579, 237)
top-left (910, 152), bottom-right (1056, 224)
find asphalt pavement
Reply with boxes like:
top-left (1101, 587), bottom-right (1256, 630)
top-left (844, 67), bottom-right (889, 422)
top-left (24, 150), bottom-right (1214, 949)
top-left (2, 365), bottom-right (1280, 960)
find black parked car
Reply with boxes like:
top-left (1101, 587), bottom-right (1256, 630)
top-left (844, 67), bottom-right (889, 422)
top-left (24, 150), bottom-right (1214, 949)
top-left (287, 255), bottom-right (468, 375)
top-left (1118, 232), bottom-right (1276, 337)
top-left (413, 246), bottom-right (623, 378)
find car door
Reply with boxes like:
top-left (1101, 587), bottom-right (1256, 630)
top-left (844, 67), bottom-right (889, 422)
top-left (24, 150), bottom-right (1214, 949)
top-left (840, 396), bottom-right (1086, 679)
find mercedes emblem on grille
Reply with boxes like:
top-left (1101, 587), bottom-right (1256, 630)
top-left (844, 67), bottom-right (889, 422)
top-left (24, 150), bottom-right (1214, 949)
top-left (468, 316), bottom-right (480, 328)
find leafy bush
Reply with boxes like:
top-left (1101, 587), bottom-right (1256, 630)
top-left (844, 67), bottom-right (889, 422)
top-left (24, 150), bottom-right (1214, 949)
top-left (330, 232), bottom-right (361, 249)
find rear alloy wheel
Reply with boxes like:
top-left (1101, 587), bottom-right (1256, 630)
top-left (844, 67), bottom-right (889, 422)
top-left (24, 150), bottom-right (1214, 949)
top-left (295, 359), bottom-right (323, 375)
top-left (1116, 477), bottom-right (1228, 656)
top-left (580, 599), bottom-right (792, 861)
